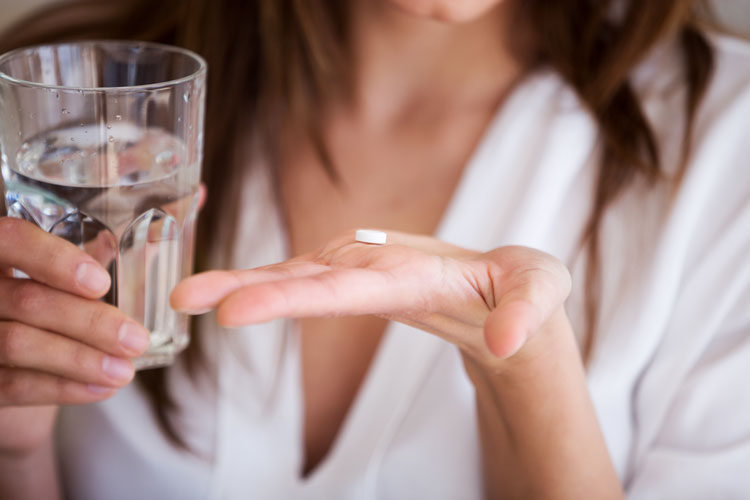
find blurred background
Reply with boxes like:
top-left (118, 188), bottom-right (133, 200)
top-left (1, 0), bottom-right (750, 36)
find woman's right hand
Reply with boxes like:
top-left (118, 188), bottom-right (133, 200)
top-left (0, 217), bottom-right (150, 456)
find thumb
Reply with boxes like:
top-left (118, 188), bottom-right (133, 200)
top-left (483, 273), bottom-right (569, 358)
top-left (484, 298), bottom-right (542, 359)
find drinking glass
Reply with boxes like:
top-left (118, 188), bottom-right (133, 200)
top-left (0, 41), bottom-right (207, 369)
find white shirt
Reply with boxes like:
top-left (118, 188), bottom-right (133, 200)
top-left (57, 34), bottom-right (750, 500)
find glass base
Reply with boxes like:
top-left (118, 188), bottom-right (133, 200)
top-left (133, 330), bottom-right (190, 370)
top-left (134, 351), bottom-right (176, 370)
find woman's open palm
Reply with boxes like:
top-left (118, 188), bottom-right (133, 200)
top-left (171, 231), bottom-right (572, 365)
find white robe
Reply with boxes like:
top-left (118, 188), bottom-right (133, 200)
top-left (57, 33), bottom-right (750, 500)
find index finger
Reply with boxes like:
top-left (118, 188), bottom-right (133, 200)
top-left (170, 259), bottom-right (329, 313)
top-left (214, 267), bottom-right (418, 326)
top-left (0, 218), bottom-right (111, 298)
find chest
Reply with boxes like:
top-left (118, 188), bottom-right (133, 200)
top-left (277, 108), bottom-right (499, 356)
top-left (277, 110), bottom-right (495, 472)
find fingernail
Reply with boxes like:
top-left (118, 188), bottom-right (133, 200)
top-left (76, 262), bottom-right (110, 294)
top-left (102, 356), bottom-right (134, 381)
top-left (185, 307), bottom-right (211, 315)
top-left (88, 384), bottom-right (114, 395)
top-left (118, 322), bottom-right (150, 354)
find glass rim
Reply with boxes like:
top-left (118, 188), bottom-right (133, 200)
top-left (0, 40), bottom-right (207, 92)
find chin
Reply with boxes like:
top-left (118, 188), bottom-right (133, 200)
top-left (387, 0), bottom-right (506, 23)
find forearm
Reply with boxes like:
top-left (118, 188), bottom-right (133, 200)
top-left (0, 438), bottom-right (62, 500)
top-left (463, 309), bottom-right (622, 500)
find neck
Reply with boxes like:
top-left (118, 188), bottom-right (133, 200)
top-left (345, 1), bottom-right (528, 124)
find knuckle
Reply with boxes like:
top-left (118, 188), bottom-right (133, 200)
top-left (70, 344), bottom-right (94, 373)
top-left (0, 369), bottom-right (10, 399)
top-left (86, 305), bottom-right (109, 337)
top-left (9, 281), bottom-right (42, 315)
top-left (56, 376), bottom-right (76, 403)
top-left (0, 218), bottom-right (23, 255)
top-left (52, 377), bottom-right (77, 404)
top-left (0, 218), bottom-right (35, 254)
top-left (0, 369), bottom-right (28, 402)
top-left (45, 247), bottom-right (69, 273)
top-left (0, 322), bottom-right (26, 364)
top-left (0, 216), bottom-right (22, 236)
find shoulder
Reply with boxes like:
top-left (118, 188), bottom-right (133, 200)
top-left (708, 32), bottom-right (750, 79)
top-left (634, 31), bottom-right (749, 183)
top-left (687, 33), bottom-right (750, 187)
top-left (697, 32), bottom-right (750, 132)
top-left (692, 32), bottom-right (750, 158)
top-left (635, 30), bottom-right (750, 97)
top-left (612, 32), bottom-right (749, 298)
top-left (670, 33), bottom-right (749, 262)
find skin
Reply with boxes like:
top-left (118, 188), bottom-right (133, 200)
top-left (173, 236), bottom-right (620, 498)
top-left (279, 0), bottom-right (526, 473)
top-left (0, 218), bottom-right (148, 500)
top-left (177, 1), bottom-right (623, 497)
top-left (0, 1), bottom-right (623, 499)
top-left (0, 188), bottom-right (206, 500)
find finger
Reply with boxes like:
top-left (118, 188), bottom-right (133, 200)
top-left (483, 300), bottom-right (537, 358)
top-left (0, 322), bottom-right (135, 387)
top-left (0, 218), bottom-right (111, 298)
top-left (0, 278), bottom-right (150, 358)
top-left (0, 367), bottom-right (117, 406)
top-left (483, 278), bottom-right (566, 359)
top-left (170, 261), bottom-right (330, 313)
top-left (215, 268), bottom-right (416, 327)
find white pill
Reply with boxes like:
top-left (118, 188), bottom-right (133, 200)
top-left (355, 229), bottom-right (387, 245)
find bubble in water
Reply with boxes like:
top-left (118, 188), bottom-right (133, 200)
top-left (55, 93), bottom-right (60, 99)
top-left (107, 125), bottom-right (112, 130)
top-left (61, 108), bottom-right (70, 115)
top-left (183, 93), bottom-right (189, 103)
top-left (177, 117), bottom-right (182, 123)
top-left (70, 137), bottom-right (75, 142)
top-left (80, 123), bottom-right (84, 127)
top-left (108, 136), bottom-right (115, 143)
top-left (115, 115), bottom-right (122, 121)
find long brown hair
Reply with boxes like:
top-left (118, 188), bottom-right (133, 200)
top-left (0, 0), bottom-right (715, 449)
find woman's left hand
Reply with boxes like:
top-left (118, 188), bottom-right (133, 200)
top-left (170, 230), bottom-right (571, 367)
top-left (171, 230), bottom-right (624, 498)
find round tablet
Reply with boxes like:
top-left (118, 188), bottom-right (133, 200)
top-left (355, 229), bottom-right (387, 245)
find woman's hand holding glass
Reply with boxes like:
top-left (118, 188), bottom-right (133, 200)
top-left (0, 217), bottom-right (149, 455)
top-left (171, 230), bottom-right (572, 369)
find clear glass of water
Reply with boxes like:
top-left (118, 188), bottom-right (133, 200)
top-left (0, 41), bottom-right (207, 369)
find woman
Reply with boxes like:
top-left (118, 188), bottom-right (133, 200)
top-left (0, 0), bottom-right (748, 498)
